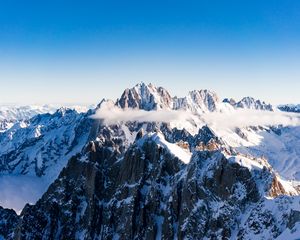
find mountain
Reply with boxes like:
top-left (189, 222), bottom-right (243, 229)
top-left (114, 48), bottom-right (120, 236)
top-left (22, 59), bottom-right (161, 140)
top-left (0, 119), bottom-right (14, 133)
top-left (278, 104), bottom-right (300, 113)
top-left (0, 108), bottom-right (93, 177)
top-left (0, 105), bottom-right (56, 121)
top-left (223, 97), bottom-right (273, 111)
top-left (217, 125), bottom-right (300, 181)
top-left (0, 108), bottom-right (95, 212)
top-left (117, 82), bottom-right (225, 114)
top-left (0, 207), bottom-right (18, 240)
top-left (0, 104), bottom-right (94, 132)
top-left (116, 82), bottom-right (173, 110)
top-left (10, 124), bottom-right (300, 239)
top-left (0, 105), bottom-right (56, 132)
top-left (118, 83), bottom-right (273, 113)
top-left (173, 89), bottom-right (220, 113)
top-left (0, 82), bottom-right (300, 239)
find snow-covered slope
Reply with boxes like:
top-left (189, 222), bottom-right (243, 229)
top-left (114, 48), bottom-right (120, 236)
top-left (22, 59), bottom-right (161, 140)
top-left (137, 131), bottom-right (193, 164)
top-left (0, 108), bottom-right (94, 212)
top-left (213, 125), bottom-right (300, 182)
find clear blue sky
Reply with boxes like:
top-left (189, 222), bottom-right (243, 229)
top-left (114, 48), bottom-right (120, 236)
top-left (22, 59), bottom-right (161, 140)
top-left (0, 0), bottom-right (299, 105)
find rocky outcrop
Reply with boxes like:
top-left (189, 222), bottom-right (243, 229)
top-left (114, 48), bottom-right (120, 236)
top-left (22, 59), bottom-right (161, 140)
top-left (268, 176), bottom-right (288, 198)
top-left (0, 207), bottom-right (19, 239)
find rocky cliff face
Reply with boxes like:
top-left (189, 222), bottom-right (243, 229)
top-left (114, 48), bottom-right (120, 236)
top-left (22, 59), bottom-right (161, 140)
top-left (0, 207), bottom-right (18, 239)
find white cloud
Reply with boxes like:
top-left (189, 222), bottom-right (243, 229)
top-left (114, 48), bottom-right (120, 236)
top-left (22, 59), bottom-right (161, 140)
top-left (201, 109), bottom-right (300, 129)
top-left (91, 105), bottom-right (193, 125)
top-left (91, 104), bottom-right (300, 130)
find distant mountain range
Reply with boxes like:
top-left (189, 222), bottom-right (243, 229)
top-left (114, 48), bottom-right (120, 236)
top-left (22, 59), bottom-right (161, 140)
top-left (0, 104), bottom-right (95, 132)
top-left (278, 104), bottom-right (300, 113)
top-left (0, 83), bottom-right (300, 240)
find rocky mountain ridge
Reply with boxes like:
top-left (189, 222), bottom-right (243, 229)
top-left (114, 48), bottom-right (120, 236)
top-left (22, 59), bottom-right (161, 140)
top-left (278, 104), bottom-right (300, 113)
top-left (223, 97), bottom-right (273, 111)
top-left (116, 83), bottom-right (275, 113)
top-left (0, 104), bottom-right (94, 132)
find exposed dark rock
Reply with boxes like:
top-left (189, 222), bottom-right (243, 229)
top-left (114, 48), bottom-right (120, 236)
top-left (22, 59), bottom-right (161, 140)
top-left (0, 206), bottom-right (19, 239)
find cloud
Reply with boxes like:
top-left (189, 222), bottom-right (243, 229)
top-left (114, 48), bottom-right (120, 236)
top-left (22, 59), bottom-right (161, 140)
top-left (91, 105), bottom-right (193, 125)
top-left (91, 104), bottom-right (300, 130)
top-left (201, 109), bottom-right (300, 129)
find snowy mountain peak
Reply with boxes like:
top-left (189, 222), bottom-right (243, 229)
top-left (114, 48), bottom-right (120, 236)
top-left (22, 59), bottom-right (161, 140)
top-left (96, 98), bottom-right (115, 110)
top-left (0, 105), bottom-right (56, 121)
top-left (174, 89), bottom-right (219, 113)
top-left (188, 89), bottom-right (219, 111)
top-left (54, 107), bottom-right (72, 116)
top-left (223, 98), bottom-right (237, 106)
top-left (116, 82), bottom-right (173, 110)
top-left (0, 104), bottom-right (94, 132)
top-left (278, 104), bottom-right (300, 113)
top-left (224, 96), bottom-right (273, 111)
top-left (116, 83), bottom-right (222, 114)
top-left (237, 97), bottom-right (273, 111)
top-left (116, 83), bottom-right (276, 114)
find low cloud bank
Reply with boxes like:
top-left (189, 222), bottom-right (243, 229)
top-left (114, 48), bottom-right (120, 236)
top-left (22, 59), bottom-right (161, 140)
top-left (91, 105), bottom-right (193, 125)
top-left (201, 109), bottom-right (300, 129)
top-left (92, 105), bottom-right (300, 129)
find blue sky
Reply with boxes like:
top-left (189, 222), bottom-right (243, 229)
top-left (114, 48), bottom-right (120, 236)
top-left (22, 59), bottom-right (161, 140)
top-left (0, 0), bottom-right (300, 104)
